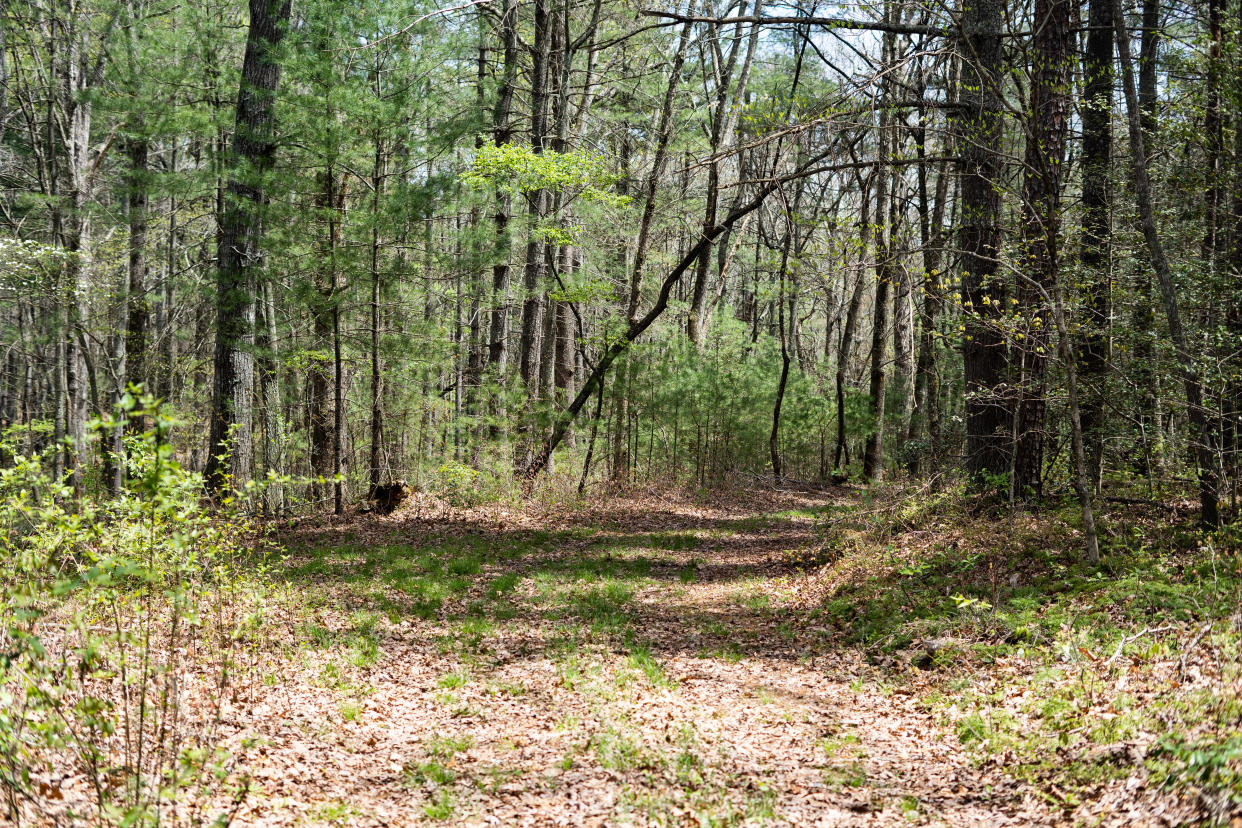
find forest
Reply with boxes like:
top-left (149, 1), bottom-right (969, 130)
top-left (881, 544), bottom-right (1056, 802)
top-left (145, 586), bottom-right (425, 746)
top-left (1, 0), bottom-right (1241, 823)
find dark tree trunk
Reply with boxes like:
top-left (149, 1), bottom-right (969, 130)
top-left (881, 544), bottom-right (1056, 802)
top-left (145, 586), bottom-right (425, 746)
top-left (1228, 0), bottom-right (1242, 510)
top-left (1202, 0), bottom-right (1224, 271)
top-left (1113, 0), bottom-right (1221, 527)
top-left (517, 0), bottom-right (551, 393)
top-left (206, 0), bottom-right (291, 498)
top-left (369, 126), bottom-right (386, 488)
top-left (309, 297), bottom-right (332, 497)
top-left (309, 169), bottom-right (344, 503)
top-left (125, 137), bottom-right (149, 396)
top-left (1013, 0), bottom-right (1073, 501)
top-left (770, 180), bottom-right (804, 482)
top-left (333, 288), bottom-right (343, 515)
top-left (1130, 0), bottom-right (1160, 470)
top-left (957, 0), bottom-right (1009, 486)
top-left (514, 0), bottom-right (552, 471)
top-left (1078, 0), bottom-right (1113, 491)
top-left (862, 169), bottom-right (892, 483)
top-left (908, 143), bottom-right (951, 465)
top-left (864, 21), bottom-right (897, 484)
top-left (835, 179), bottom-right (871, 471)
top-left (487, 0), bottom-right (518, 374)
top-left (257, 278), bottom-right (283, 515)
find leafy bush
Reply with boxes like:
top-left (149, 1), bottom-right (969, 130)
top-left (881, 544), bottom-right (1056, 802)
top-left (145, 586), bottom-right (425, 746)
top-left (0, 397), bottom-right (273, 826)
top-left (432, 461), bottom-right (482, 507)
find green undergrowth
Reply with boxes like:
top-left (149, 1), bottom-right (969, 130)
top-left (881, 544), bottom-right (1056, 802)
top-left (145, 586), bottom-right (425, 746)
top-left (812, 482), bottom-right (1242, 819)
top-left (0, 398), bottom-right (279, 826)
top-left (814, 487), bottom-right (1241, 652)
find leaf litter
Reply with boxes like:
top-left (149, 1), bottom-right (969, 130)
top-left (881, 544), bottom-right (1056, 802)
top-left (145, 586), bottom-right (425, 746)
top-left (16, 486), bottom-right (1231, 826)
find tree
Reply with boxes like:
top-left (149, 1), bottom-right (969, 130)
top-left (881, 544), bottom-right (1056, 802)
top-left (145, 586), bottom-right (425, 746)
top-left (1111, 0), bottom-right (1221, 527)
top-left (205, 0), bottom-right (292, 498)
top-left (1077, 0), bottom-right (1113, 489)
top-left (1012, 0), bottom-right (1073, 501)
top-left (957, 0), bottom-right (1009, 485)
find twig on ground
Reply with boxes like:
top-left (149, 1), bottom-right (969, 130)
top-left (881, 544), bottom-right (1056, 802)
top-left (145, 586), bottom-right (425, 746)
top-left (1103, 496), bottom-right (1178, 513)
top-left (1105, 625), bottom-right (1178, 669)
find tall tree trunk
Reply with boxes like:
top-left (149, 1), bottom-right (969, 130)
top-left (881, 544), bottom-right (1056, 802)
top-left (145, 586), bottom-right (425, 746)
top-left (862, 166), bottom-right (892, 483)
top-left (908, 148), bottom-right (951, 463)
top-left (257, 278), bottom-right (282, 515)
top-left (159, 150), bottom-right (178, 402)
top-left (1202, 0), bottom-right (1224, 271)
top-left (206, 0), bottom-right (291, 498)
top-left (62, 25), bottom-right (94, 498)
top-left (892, 251), bottom-right (914, 437)
top-left (770, 177), bottom-right (805, 482)
top-left (1050, 281), bottom-right (1101, 564)
top-left (863, 21), bottom-right (897, 483)
top-left (487, 0), bottom-right (518, 374)
top-left (957, 0), bottom-right (1008, 486)
top-left (106, 251), bottom-right (127, 497)
top-left (125, 137), bottom-right (148, 396)
top-left (608, 5), bottom-right (693, 483)
top-left (1013, 0), bottom-right (1073, 501)
top-left (369, 131), bottom-right (386, 488)
top-left (687, 0), bottom-right (762, 347)
top-left (308, 171), bottom-right (343, 503)
top-left (1228, 0), bottom-right (1242, 510)
top-left (906, 35), bottom-right (952, 464)
top-left (1078, 0), bottom-right (1113, 491)
top-left (514, 0), bottom-right (553, 471)
top-left (554, 259), bottom-right (575, 407)
top-left (333, 286), bottom-right (344, 515)
top-left (1130, 0), bottom-right (1160, 471)
top-left (610, 124), bottom-right (632, 481)
top-left (308, 299), bottom-right (332, 498)
top-left (630, 9), bottom-right (694, 323)
top-left (1113, 0), bottom-right (1221, 527)
top-left (517, 0), bottom-right (551, 392)
top-left (835, 180), bottom-right (871, 471)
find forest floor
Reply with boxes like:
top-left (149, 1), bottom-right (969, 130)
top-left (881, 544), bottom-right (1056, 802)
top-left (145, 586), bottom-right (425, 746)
top-left (204, 484), bottom-right (1237, 827)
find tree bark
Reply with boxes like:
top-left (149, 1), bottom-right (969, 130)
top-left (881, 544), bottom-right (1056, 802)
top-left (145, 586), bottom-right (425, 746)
top-left (687, 0), bottom-right (762, 347)
top-left (1078, 0), bottom-right (1113, 491)
top-left (206, 0), bottom-right (291, 498)
top-left (862, 167), bottom-right (893, 483)
top-left (257, 278), bottom-right (283, 515)
top-left (957, 0), bottom-right (1009, 485)
top-left (1130, 0), bottom-right (1160, 471)
top-left (1112, 0), bottom-right (1221, 527)
top-left (125, 137), bottom-right (149, 397)
top-left (770, 179), bottom-right (804, 482)
top-left (835, 178), bottom-right (871, 471)
top-left (1013, 0), bottom-right (1073, 501)
top-left (487, 0), bottom-right (519, 374)
top-left (864, 21), bottom-right (897, 483)
top-left (517, 0), bottom-right (551, 393)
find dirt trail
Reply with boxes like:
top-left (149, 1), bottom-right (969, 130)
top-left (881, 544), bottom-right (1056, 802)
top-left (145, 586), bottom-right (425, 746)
top-left (223, 489), bottom-right (1052, 827)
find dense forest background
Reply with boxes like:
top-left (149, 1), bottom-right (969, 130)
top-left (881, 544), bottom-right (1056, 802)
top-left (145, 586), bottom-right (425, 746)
top-left (5, 1), bottom-right (1242, 824)
top-left (0, 0), bottom-right (1238, 526)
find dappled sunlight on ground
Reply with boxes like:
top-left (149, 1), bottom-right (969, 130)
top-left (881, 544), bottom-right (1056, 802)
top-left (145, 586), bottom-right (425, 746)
top-left (202, 488), bottom-right (1085, 827)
